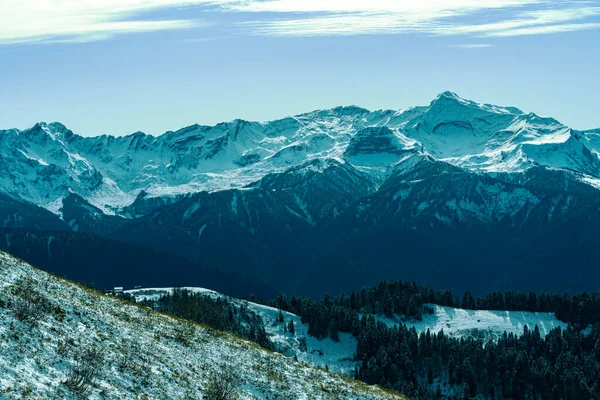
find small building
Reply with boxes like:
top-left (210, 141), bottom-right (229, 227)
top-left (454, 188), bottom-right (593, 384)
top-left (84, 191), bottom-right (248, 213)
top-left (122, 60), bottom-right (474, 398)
top-left (114, 287), bottom-right (124, 295)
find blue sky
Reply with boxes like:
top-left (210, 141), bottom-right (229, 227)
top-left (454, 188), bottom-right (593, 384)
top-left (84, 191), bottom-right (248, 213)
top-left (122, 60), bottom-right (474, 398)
top-left (0, 0), bottom-right (599, 136)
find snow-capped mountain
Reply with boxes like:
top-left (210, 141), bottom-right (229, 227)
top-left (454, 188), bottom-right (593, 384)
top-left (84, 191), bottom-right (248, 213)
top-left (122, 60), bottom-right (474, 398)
top-left (3, 92), bottom-right (600, 297)
top-left (2, 91), bottom-right (599, 216)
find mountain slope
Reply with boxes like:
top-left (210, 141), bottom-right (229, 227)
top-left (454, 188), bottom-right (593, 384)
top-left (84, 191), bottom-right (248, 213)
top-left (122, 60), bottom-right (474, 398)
top-left (0, 251), bottom-right (405, 399)
top-left (0, 193), bottom-right (68, 231)
top-left (109, 188), bottom-right (321, 289)
top-left (4, 92), bottom-right (599, 215)
top-left (0, 228), bottom-right (274, 298)
top-left (128, 286), bottom-right (361, 376)
top-left (249, 158), bottom-right (378, 223)
top-left (3, 93), bottom-right (600, 296)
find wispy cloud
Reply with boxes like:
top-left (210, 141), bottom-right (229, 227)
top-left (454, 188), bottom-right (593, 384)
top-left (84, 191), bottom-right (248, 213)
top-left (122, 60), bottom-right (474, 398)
top-left (432, 6), bottom-right (600, 37)
top-left (482, 22), bottom-right (600, 37)
top-left (227, 0), bottom-right (541, 14)
top-left (236, 1), bottom-right (600, 38)
top-left (1, 0), bottom-right (599, 44)
top-left (0, 0), bottom-right (220, 44)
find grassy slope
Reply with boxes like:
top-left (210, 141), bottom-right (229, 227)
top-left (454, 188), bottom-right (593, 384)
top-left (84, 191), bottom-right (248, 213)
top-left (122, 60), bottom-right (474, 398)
top-left (0, 251), bottom-right (406, 400)
top-left (128, 287), bottom-right (361, 376)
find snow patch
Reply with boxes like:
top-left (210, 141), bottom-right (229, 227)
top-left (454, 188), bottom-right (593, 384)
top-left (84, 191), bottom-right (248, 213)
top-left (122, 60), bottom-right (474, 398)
top-left (375, 304), bottom-right (567, 342)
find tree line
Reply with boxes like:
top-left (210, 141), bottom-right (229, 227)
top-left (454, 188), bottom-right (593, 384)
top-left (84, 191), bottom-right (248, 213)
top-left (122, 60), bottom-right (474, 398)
top-left (136, 289), bottom-right (274, 350)
top-left (269, 280), bottom-right (600, 336)
top-left (264, 280), bottom-right (600, 399)
top-left (355, 316), bottom-right (600, 399)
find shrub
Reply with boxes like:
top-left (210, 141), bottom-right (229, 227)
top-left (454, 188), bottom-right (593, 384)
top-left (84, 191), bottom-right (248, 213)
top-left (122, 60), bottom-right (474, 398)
top-left (63, 345), bottom-right (104, 396)
top-left (204, 363), bottom-right (241, 400)
top-left (175, 323), bottom-right (196, 347)
top-left (11, 285), bottom-right (46, 325)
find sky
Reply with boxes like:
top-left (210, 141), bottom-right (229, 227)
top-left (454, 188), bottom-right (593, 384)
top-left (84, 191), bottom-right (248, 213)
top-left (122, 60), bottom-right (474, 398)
top-left (0, 0), bottom-right (599, 137)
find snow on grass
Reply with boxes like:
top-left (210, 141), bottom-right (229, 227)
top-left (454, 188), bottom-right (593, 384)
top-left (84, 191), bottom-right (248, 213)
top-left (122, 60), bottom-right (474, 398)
top-left (240, 301), bottom-right (359, 375)
top-left (375, 304), bottom-right (567, 342)
top-left (0, 253), bottom-right (405, 400)
top-left (128, 287), bottom-right (360, 376)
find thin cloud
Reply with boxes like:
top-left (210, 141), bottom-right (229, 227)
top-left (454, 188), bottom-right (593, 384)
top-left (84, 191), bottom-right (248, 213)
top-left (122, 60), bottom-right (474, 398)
top-left (432, 6), bottom-right (600, 36)
top-left (1, 0), bottom-right (599, 44)
top-left (237, 1), bottom-right (600, 38)
top-left (227, 0), bottom-right (543, 14)
top-left (0, 0), bottom-right (220, 44)
top-left (483, 22), bottom-right (600, 37)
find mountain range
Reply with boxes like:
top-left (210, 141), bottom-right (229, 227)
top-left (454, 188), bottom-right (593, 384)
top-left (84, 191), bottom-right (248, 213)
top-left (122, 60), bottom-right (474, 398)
top-left (2, 91), bottom-right (600, 296)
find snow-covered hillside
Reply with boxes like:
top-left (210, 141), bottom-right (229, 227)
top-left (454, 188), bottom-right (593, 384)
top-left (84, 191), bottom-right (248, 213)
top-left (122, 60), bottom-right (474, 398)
top-left (2, 92), bottom-right (600, 216)
top-left (127, 287), bottom-right (571, 380)
top-left (375, 304), bottom-right (567, 342)
top-left (0, 252), bottom-right (405, 400)
top-left (128, 287), bottom-right (360, 375)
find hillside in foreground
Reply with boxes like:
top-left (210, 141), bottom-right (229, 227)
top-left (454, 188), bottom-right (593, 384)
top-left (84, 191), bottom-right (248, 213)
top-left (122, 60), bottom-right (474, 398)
top-left (0, 251), bottom-right (405, 400)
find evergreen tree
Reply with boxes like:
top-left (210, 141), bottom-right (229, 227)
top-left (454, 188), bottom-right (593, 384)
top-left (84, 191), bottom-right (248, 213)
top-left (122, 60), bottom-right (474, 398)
top-left (462, 291), bottom-right (476, 310)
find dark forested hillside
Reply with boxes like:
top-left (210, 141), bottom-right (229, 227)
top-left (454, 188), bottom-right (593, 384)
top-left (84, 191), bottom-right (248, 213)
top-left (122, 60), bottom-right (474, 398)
top-left (136, 288), bottom-right (275, 350)
top-left (39, 164), bottom-right (600, 298)
top-left (355, 319), bottom-right (600, 399)
top-left (267, 281), bottom-right (600, 399)
top-left (0, 228), bottom-right (274, 299)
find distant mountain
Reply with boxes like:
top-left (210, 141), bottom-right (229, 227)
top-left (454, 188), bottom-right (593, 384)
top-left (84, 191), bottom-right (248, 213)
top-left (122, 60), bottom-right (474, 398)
top-left (3, 92), bottom-right (600, 295)
top-left (0, 192), bottom-right (67, 230)
top-left (5, 92), bottom-right (600, 214)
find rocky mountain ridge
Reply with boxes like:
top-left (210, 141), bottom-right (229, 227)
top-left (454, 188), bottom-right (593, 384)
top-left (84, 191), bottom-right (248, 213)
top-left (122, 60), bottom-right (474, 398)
top-left (3, 92), bottom-right (600, 296)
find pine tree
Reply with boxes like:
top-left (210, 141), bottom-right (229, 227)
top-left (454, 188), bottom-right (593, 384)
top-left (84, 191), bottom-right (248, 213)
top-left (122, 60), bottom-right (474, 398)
top-left (462, 291), bottom-right (476, 310)
top-left (462, 382), bottom-right (471, 400)
top-left (329, 320), bottom-right (340, 342)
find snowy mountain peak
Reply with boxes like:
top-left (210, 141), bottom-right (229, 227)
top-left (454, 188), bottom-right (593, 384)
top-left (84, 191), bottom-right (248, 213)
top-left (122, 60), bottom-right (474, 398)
top-left (428, 91), bottom-right (523, 118)
top-left (330, 105), bottom-right (371, 115)
top-left (434, 90), bottom-right (463, 102)
top-left (1, 94), bottom-right (599, 216)
top-left (428, 91), bottom-right (482, 112)
top-left (46, 121), bottom-right (72, 135)
top-left (17, 121), bottom-right (76, 148)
